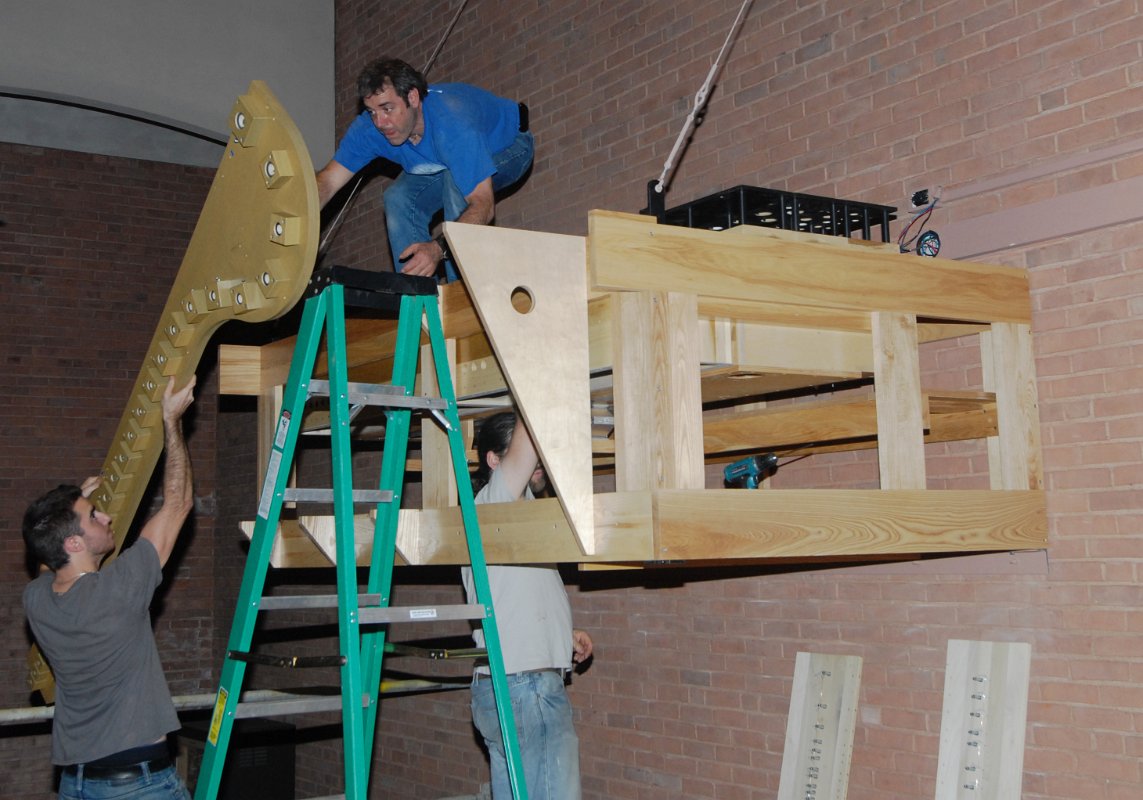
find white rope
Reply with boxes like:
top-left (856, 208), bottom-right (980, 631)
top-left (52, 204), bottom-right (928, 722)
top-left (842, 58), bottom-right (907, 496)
top-left (423, 0), bottom-right (472, 76)
top-left (654, 0), bottom-right (755, 195)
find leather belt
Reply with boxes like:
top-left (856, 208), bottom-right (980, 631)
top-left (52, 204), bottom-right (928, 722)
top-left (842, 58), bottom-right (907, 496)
top-left (475, 667), bottom-right (560, 681)
top-left (62, 756), bottom-right (173, 781)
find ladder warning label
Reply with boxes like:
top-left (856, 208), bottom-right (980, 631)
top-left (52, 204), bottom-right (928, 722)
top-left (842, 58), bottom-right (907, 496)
top-left (409, 608), bottom-right (439, 619)
top-left (256, 449), bottom-right (284, 520)
top-left (207, 687), bottom-right (228, 746)
top-left (274, 410), bottom-right (291, 449)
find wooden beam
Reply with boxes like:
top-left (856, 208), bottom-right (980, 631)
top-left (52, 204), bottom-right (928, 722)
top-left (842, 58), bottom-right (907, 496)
top-left (420, 339), bottom-right (458, 509)
top-left (218, 341), bottom-right (294, 395)
top-left (700, 391), bottom-right (997, 459)
top-left (401, 492), bottom-right (653, 564)
top-left (873, 312), bottom-right (926, 489)
top-left (704, 396), bottom-right (881, 454)
top-left (698, 366), bottom-right (863, 405)
top-left (983, 324), bottom-right (1044, 490)
top-left (653, 489), bottom-right (1047, 560)
top-left (587, 210), bottom-right (1033, 324)
top-left (612, 291), bottom-right (705, 491)
top-left (712, 321), bottom-right (874, 374)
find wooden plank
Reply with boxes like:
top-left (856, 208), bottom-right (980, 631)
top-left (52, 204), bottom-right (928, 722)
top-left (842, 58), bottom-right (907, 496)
top-left (984, 323), bottom-right (1044, 490)
top-left (704, 397), bottom-right (880, 454)
top-left (612, 291), bottom-right (705, 491)
top-left (236, 517), bottom-right (406, 569)
top-left (219, 340), bottom-right (295, 395)
top-left (698, 366), bottom-right (863, 405)
top-left (420, 339), bottom-right (458, 509)
top-left (446, 221), bottom-right (597, 554)
top-left (700, 391), bottom-right (996, 459)
top-left (873, 312), bottom-right (926, 489)
top-left (241, 492), bottom-right (656, 567)
top-left (654, 489), bottom-right (1047, 560)
top-left (717, 321), bottom-right (874, 375)
top-left (778, 652), bottom-right (863, 800)
top-left (935, 640), bottom-right (1032, 800)
top-left (400, 492), bottom-right (654, 565)
top-left (243, 488), bottom-right (1045, 566)
top-left (699, 296), bottom-right (872, 332)
top-left (587, 210), bottom-right (1032, 324)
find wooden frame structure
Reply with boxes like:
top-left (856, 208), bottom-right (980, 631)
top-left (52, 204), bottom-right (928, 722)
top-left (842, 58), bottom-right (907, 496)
top-left (220, 210), bottom-right (1046, 568)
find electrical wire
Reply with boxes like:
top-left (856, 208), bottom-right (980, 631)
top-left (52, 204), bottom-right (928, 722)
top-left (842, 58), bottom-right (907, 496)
top-left (897, 186), bottom-right (942, 254)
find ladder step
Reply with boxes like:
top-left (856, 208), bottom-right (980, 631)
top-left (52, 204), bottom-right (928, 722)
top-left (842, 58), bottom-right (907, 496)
top-left (360, 604), bottom-right (486, 624)
top-left (257, 594), bottom-right (486, 624)
top-left (282, 488), bottom-right (393, 504)
top-left (254, 594), bottom-right (486, 626)
top-left (308, 379), bottom-right (449, 411)
top-left (235, 693), bottom-right (363, 719)
top-left (259, 593), bottom-right (383, 610)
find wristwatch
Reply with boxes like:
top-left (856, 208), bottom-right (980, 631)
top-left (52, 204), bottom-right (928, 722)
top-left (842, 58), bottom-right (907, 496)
top-left (433, 234), bottom-right (451, 262)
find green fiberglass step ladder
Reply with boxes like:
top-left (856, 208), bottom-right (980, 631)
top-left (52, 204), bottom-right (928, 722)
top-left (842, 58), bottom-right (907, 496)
top-left (194, 266), bottom-right (528, 800)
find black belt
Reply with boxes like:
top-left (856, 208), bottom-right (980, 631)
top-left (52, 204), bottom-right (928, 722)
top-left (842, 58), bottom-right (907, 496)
top-left (518, 102), bottom-right (530, 132)
top-left (62, 756), bottom-right (173, 781)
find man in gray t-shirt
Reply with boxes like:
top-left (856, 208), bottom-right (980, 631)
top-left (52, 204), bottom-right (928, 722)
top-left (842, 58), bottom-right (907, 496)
top-left (22, 376), bottom-right (196, 799)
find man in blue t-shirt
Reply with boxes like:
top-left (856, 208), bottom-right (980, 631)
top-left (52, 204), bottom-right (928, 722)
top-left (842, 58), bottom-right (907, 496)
top-left (316, 58), bottom-right (534, 283)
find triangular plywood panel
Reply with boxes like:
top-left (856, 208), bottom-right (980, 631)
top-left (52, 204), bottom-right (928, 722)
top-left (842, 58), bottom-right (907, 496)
top-left (444, 222), bottom-right (596, 554)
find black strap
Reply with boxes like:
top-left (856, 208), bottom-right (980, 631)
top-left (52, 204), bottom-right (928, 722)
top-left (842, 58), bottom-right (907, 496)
top-left (307, 265), bottom-right (438, 310)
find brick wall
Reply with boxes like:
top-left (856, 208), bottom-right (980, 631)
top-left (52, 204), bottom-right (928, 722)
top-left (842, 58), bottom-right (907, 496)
top-left (2, 0), bottom-right (1139, 798)
top-left (0, 143), bottom-right (218, 797)
top-left (317, 1), bottom-right (1143, 799)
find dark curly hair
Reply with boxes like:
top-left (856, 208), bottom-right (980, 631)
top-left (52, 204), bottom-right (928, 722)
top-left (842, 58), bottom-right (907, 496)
top-left (356, 58), bottom-right (429, 105)
top-left (23, 484), bottom-right (83, 570)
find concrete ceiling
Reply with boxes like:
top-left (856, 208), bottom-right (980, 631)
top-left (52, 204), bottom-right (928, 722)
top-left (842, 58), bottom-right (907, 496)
top-left (0, 1), bottom-right (335, 168)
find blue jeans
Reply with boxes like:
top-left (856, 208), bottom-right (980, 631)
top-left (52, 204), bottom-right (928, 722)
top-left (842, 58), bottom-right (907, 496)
top-left (384, 131), bottom-right (535, 282)
top-left (58, 762), bottom-right (191, 799)
top-left (471, 670), bottom-right (581, 800)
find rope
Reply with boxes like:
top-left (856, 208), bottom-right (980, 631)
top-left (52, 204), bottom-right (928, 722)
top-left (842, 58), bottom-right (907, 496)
top-left (653, 0), bottom-right (755, 195)
top-left (423, 0), bottom-right (472, 76)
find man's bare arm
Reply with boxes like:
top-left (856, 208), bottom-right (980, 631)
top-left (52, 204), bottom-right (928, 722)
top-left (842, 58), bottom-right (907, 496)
top-left (397, 177), bottom-right (496, 277)
top-left (497, 415), bottom-right (541, 501)
top-left (140, 376), bottom-right (196, 567)
top-left (456, 177), bottom-right (495, 226)
top-left (316, 160), bottom-right (356, 208)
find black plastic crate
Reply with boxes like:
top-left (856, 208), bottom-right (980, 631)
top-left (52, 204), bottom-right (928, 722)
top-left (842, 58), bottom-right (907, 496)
top-left (663, 185), bottom-right (896, 242)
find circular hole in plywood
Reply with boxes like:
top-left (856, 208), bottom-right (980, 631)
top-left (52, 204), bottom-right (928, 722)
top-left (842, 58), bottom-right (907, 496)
top-left (511, 286), bottom-right (534, 314)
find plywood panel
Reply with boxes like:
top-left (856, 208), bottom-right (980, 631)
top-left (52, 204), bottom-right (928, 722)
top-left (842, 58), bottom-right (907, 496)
top-left (446, 222), bottom-right (597, 554)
